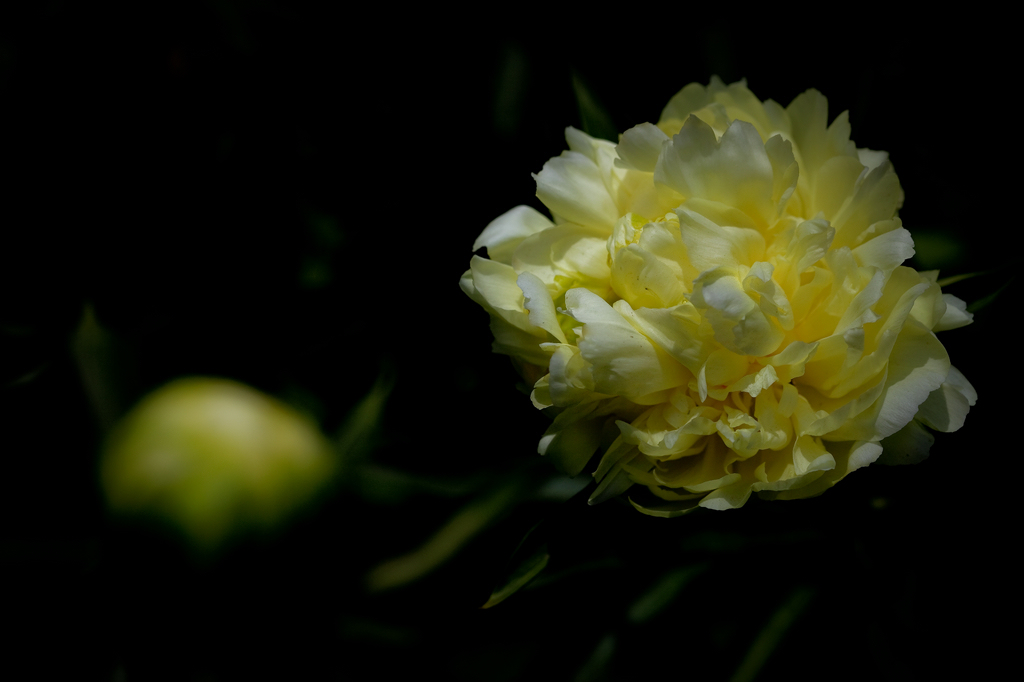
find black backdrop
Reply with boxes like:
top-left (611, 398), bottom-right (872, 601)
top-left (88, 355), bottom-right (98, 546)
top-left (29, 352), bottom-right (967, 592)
top-left (1, 4), bottom-right (1015, 680)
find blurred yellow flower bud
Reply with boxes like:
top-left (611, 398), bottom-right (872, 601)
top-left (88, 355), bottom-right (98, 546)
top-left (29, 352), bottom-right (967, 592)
top-left (101, 378), bottom-right (337, 548)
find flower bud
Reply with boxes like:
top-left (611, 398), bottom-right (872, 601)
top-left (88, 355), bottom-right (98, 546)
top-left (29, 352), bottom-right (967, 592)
top-left (101, 378), bottom-right (336, 548)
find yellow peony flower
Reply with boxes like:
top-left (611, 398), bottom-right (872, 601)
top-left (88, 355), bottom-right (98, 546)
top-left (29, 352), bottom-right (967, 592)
top-left (461, 78), bottom-right (976, 516)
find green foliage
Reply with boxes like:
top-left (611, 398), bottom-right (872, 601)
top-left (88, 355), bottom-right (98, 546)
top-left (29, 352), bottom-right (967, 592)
top-left (365, 474), bottom-right (528, 592)
top-left (482, 527), bottom-right (550, 609)
top-left (572, 73), bottom-right (618, 143)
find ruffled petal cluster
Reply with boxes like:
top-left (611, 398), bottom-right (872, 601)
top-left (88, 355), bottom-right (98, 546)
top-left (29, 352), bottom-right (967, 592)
top-left (461, 78), bottom-right (975, 516)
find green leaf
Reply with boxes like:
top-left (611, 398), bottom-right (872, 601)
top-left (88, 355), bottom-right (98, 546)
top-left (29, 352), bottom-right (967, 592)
top-left (532, 473), bottom-right (591, 502)
top-left (966, 275), bottom-right (1014, 313)
top-left (572, 72), bottom-right (618, 143)
top-left (911, 231), bottom-right (964, 270)
top-left (729, 585), bottom-right (816, 682)
top-left (574, 633), bottom-right (616, 682)
top-left (935, 271), bottom-right (985, 288)
top-left (353, 465), bottom-right (488, 504)
top-left (71, 304), bottom-right (124, 431)
top-left (627, 564), bottom-right (708, 624)
top-left (482, 542), bottom-right (550, 609)
top-left (365, 475), bottom-right (526, 592)
top-left (482, 519), bottom-right (550, 608)
top-left (335, 365), bottom-right (395, 463)
top-left (628, 495), bottom-right (702, 518)
top-left (526, 557), bottom-right (622, 591)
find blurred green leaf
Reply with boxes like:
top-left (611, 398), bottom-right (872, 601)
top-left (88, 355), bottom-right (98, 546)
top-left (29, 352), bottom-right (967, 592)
top-left (527, 556), bottom-right (622, 591)
top-left (936, 271), bottom-right (985, 288)
top-left (365, 474), bottom-right (526, 592)
top-left (966, 275), bottom-right (1013, 313)
top-left (532, 473), bottom-right (591, 502)
top-left (679, 530), bottom-right (750, 553)
top-left (336, 365), bottom-right (394, 463)
top-left (572, 72), bottom-right (618, 142)
top-left (574, 633), bottom-right (616, 682)
top-left (2, 362), bottom-right (49, 389)
top-left (482, 520), bottom-right (550, 609)
top-left (729, 585), bottom-right (816, 682)
top-left (339, 617), bottom-right (417, 646)
top-left (71, 304), bottom-right (124, 431)
top-left (627, 564), bottom-right (707, 624)
top-left (354, 465), bottom-right (488, 504)
top-left (911, 231), bottom-right (963, 270)
top-left (492, 43), bottom-right (528, 136)
top-left (679, 529), bottom-right (818, 554)
top-left (482, 542), bottom-right (549, 609)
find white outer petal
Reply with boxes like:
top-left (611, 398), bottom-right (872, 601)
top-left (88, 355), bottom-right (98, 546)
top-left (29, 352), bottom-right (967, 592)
top-left (473, 205), bottom-right (554, 265)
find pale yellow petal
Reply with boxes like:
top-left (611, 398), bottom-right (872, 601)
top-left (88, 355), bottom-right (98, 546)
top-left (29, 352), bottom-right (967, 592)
top-left (933, 294), bottom-right (973, 331)
top-left (534, 150), bottom-right (619, 230)
top-left (914, 365), bottom-right (976, 432)
top-left (473, 205), bottom-right (554, 265)
top-left (518, 271), bottom-right (567, 344)
top-left (656, 118), bottom-right (777, 228)
top-left (615, 122), bottom-right (670, 172)
top-left (566, 289), bottom-right (689, 401)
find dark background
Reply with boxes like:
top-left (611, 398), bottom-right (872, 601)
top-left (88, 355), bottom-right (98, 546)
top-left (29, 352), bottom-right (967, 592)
top-left (0, 3), bottom-right (1015, 680)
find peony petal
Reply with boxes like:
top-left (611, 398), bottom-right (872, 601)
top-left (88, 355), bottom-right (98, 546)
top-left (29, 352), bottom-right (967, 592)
top-left (877, 419), bottom-right (934, 465)
top-left (762, 340), bottom-right (819, 384)
top-left (851, 226), bottom-right (915, 274)
top-left (792, 435), bottom-right (837, 476)
top-left (677, 207), bottom-right (766, 276)
top-left (765, 134), bottom-right (799, 215)
top-left (785, 90), bottom-right (857, 203)
top-left (615, 122), bottom-right (670, 172)
top-left (745, 262), bottom-right (794, 330)
top-left (696, 348), bottom-right (752, 402)
top-left (808, 267), bottom-right (929, 400)
top-left (538, 402), bottom-right (605, 476)
top-left (914, 365), bottom-right (976, 432)
top-left (699, 479), bottom-right (752, 510)
top-left (466, 256), bottom-right (523, 313)
top-left (609, 228), bottom-right (689, 309)
top-left (831, 267), bottom-right (885, 338)
top-left (654, 436), bottom-right (740, 492)
top-left (933, 294), bottom-right (974, 331)
top-left (544, 343), bottom-right (597, 406)
top-left (658, 81), bottom-right (714, 130)
top-left (512, 222), bottom-right (611, 289)
top-left (763, 440), bottom-right (881, 501)
top-left (728, 364), bottom-right (779, 398)
top-left (810, 155), bottom-right (863, 222)
top-left (534, 150), bottom-right (620, 230)
top-left (566, 289), bottom-right (689, 401)
top-left (487, 318), bottom-right (556, 367)
top-left (830, 161), bottom-right (904, 250)
top-left (473, 205), bottom-right (554, 265)
top-left (518, 271), bottom-right (567, 344)
top-left (589, 436), bottom-right (645, 504)
top-left (909, 277), bottom-right (947, 330)
top-left (691, 266), bottom-right (784, 357)
top-left (830, 318), bottom-right (950, 441)
top-left (628, 304), bottom-right (708, 377)
top-left (465, 257), bottom-right (570, 364)
top-left (857, 148), bottom-right (889, 172)
top-left (656, 117), bottom-right (777, 228)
